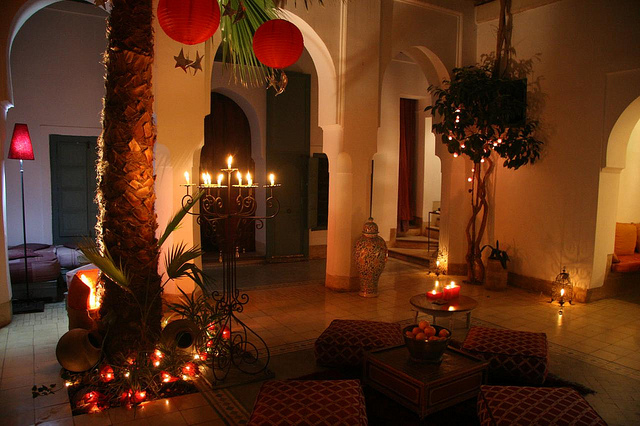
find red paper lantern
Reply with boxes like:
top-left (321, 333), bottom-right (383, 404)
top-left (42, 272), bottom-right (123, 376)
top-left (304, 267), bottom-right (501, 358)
top-left (253, 19), bottom-right (304, 69)
top-left (157, 0), bottom-right (220, 45)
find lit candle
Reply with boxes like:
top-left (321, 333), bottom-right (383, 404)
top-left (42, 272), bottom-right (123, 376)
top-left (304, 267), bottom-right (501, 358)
top-left (269, 173), bottom-right (275, 186)
top-left (426, 288), bottom-right (443, 301)
top-left (246, 172), bottom-right (252, 186)
top-left (217, 173), bottom-right (223, 186)
top-left (435, 280), bottom-right (439, 289)
top-left (184, 171), bottom-right (190, 184)
top-left (227, 155), bottom-right (233, 169)
top-left (207, 173), bottom-right (212, 185)
top-left (443, 282), bottom-right (460, 300)
top-left (237, 171), bottom-right (242, 186)
top-left (202, 172), bottom-right (207, 185)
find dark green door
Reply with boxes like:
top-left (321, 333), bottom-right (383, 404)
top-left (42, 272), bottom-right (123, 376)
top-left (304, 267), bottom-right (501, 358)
top-left (50, 135), bottom-right (98, 245)
top-left (266, 72), bottom-right (310, 259)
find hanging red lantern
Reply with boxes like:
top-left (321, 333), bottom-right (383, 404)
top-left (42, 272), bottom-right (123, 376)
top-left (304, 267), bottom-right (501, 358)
top-left (253, 19), bottom-right (304, 69)
top-left (157, 0), bottom-right (221, 45)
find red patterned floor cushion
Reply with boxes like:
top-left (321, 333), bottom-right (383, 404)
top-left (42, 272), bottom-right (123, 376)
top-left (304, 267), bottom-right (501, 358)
top-left (248, 380), bottom-right (368, 425)
top-left (477, 385), bottom-right (606, 426)
top-left (314, 319), bottom-right (404, 367)
top-left (462, 326), bottom-right (548, 385)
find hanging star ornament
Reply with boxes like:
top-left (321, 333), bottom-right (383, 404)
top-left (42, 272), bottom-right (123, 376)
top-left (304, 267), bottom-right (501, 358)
top-left (190, 51), bottom-right (204, 75)
top-left (234, 2), bottom-right (247, 23)
top-left (222, 1), bottom-right (236, 17)
top-left (174, 48), bottom-right (193, 73)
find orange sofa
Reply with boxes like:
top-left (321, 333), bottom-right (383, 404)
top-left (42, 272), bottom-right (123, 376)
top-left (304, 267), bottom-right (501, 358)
top-left (612, 222), bottom-right (640, 273)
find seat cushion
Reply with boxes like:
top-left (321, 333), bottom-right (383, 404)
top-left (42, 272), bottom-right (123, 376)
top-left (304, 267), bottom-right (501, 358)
top-left (611, 253), bottom-right (640, 273)
top-left (462, 326), bottom-right (548, 385)
top-left (477, 385), bottom-right (606, 426)
top-left (248, 380), bottom-right (368, 426)
top-left (9, 254), bottom-right (61, 283)
top-left (314, 319), bottom-right (404, 367)
top-left (614, 222), bottom-right (637, 255)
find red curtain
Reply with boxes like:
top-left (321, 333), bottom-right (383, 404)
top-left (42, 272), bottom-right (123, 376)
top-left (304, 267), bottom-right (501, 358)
top-left (397, 98), bottom-right (416, 232)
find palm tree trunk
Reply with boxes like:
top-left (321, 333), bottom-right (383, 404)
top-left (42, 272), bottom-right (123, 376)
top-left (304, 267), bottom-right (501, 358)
top-left (97, 0), bottom-right (161, 356)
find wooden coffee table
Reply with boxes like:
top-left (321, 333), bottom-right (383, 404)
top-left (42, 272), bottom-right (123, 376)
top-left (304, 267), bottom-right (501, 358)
top-left (363, 345), bottom-right (488, 419)
top-left (410, 294), bottom-right (478, 330)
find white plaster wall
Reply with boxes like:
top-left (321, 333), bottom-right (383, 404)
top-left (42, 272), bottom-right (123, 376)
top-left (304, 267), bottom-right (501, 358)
top-left (616, 119), bottom-right (640, 222)
top-left (422, 117), bottom-right (441, 220)
top-left (477, 0), bottom-right (640, 288)
top-left (373, 58), bottom-right (431, 241)
top-left (5, 2), bottom-right (107, 246)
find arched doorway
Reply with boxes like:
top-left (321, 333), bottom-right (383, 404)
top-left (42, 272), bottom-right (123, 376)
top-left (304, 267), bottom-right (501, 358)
top-left (592, 95), bottom-right (640, 287)
top-left (373, 48), bottom-right (446, 266)
top-left (201, 92), bottom-right (255, 254)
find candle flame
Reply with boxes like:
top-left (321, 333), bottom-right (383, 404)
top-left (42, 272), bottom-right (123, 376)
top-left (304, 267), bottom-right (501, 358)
top-left (217, 173), bottom-right (223, 186)
top-left (435, 280), bottom-right (439, 289)
top-left (269, 173), bottom-right (275, 186)
top-left (202, 173), bottom-right (207, 184)
top-left (227, 155), bottom-right (233, 169)
top-left (80, 274), bottom-right (100, 310)
top-left (560, 288), bottom-right (565, 297)
top-left (246, 172), bottom-right (252, 186)
top-left (237, 171), bottom-right (242, 185)
top-left (184, 171), bottom-right (189, 184)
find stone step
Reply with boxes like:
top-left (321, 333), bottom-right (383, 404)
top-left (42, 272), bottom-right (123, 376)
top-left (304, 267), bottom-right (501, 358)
top-left (395, 235), bottom-right (437, 249)
top-left (388, 247), bottom-right (434, 267)
top-left (397, 227), bottom-right (422, 237)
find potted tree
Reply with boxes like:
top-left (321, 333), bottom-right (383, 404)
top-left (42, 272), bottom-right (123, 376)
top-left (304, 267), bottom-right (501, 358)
top-left (425, 0), bottom-right (543, 284)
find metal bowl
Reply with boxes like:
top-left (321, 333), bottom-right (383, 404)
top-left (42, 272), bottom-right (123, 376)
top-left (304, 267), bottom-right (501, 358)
top-left (403, 324), bottom-right (451, 363)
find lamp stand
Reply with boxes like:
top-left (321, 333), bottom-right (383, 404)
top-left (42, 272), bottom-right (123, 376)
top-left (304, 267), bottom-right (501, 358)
top-left (12, 159), bottom-right (44, 314)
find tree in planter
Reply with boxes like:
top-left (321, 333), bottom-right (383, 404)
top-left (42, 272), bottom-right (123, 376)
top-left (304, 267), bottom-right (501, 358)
top-left (425, 59), bottom-right (543, 284)
top-left (97, 0), bottom-right (160, 356)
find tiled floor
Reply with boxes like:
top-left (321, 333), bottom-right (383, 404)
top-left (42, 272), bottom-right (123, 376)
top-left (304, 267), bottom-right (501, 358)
top-left (2, 258), bottom-right (639, 425)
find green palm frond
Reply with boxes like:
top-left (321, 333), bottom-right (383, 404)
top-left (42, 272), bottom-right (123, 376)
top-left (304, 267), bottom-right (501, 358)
top-left (219, 0), bottom-right (278, 87)
top-left (157, 190), bottom-right (204, 248)
top-left (164, 242), bottom-right (204, 280)
top-left (78, 239), bottom-right (131, 291)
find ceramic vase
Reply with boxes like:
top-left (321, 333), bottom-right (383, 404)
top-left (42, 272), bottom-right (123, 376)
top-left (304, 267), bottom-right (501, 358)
top-left (354, 217), bottom-right (388, 297)
top-left (161, 319), bottom-right (200, 352)
top-left (56, 329), bottom-right (102, 372)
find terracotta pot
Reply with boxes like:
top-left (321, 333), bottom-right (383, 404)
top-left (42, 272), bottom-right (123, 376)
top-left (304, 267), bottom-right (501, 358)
top-left (354, 218), bottom-right (388, 297)
top-left (484, 259), bottom-right (508, 291)
top-left (56, 329), bottom-right (102, 372)
top-left (161, 319), bottom-right (200, 352)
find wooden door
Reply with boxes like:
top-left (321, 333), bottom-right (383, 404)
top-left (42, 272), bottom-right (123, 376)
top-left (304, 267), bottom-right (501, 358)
top-left (50, 135), bottom-right (98, 245)
top-left (266, 72), bottom-right (310, 259)
top-left (202, 92), bottom-right (255, 253)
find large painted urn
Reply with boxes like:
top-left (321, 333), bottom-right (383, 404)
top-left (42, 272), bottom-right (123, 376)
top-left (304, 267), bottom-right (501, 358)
top-left (354, 217), bottom-right (388, 297)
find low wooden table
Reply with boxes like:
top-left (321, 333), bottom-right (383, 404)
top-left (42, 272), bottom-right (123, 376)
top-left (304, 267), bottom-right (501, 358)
top-left (410, 294), bottom-right (478, 330)
top-left (363, 345), bottom-right (488, 419)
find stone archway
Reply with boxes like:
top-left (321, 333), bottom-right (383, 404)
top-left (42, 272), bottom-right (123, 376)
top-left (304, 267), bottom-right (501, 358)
top-left (591, 95), bottom-right (640, 287)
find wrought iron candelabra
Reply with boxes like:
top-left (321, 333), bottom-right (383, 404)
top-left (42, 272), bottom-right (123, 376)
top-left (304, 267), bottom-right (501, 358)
top-left (181, 163), bottom-right (280, 383)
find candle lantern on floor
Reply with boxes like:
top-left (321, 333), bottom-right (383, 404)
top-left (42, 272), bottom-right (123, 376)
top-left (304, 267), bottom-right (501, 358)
top-left (181, 156), bottom-right (279, 383)
top-left (550, 267), bottom-right (573, 313)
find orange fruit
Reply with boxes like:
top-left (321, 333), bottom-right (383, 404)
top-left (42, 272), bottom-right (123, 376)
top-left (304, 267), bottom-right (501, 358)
top-left (418, 320), bottom-right (429, 330)
top-left (428, 335), bottom-right (439, 341)
top-left (405, 331), bottom-right (415, 338)
top-left (438, 329), bottom-right (450, 338)
top-left (415, 332), bottom-right (426, 341)
top-left (412, 327), bottom-right (421, 335)
top-left (424, 326), bottom-right (437, 337)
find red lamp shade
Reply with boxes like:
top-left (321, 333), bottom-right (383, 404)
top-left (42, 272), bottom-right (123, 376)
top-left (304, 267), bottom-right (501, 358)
top-left (8, 123), bottom-right (34, 160)
top-left (157, 0), bottom-right (220, 45)
top-left (253, 19), bottom-right (304, 69)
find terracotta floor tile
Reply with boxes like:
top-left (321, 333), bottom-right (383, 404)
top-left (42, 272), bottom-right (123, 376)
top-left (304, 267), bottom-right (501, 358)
top-left (179, 404), bottom-right (219, 425)
top-left (35, 401), bottom-right (72, 423)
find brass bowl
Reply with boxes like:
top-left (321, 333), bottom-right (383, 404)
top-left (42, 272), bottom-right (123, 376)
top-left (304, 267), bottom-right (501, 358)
top-left (403, 324), bottom-right (451, 363)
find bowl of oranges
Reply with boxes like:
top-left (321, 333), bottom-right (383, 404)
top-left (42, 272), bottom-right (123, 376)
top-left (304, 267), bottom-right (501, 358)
top-left (403, 320), bottom-right (451, 363)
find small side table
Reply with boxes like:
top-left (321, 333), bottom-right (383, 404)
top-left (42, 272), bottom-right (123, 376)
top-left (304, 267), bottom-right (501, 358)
top-left (410, 294), bottom-right (478, 330)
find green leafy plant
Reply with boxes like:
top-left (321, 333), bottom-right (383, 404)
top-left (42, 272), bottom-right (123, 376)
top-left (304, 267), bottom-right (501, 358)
top-left (481, 240), bottom-right (510, 269)
top-left (425, 0), bottom-right (543, 284)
